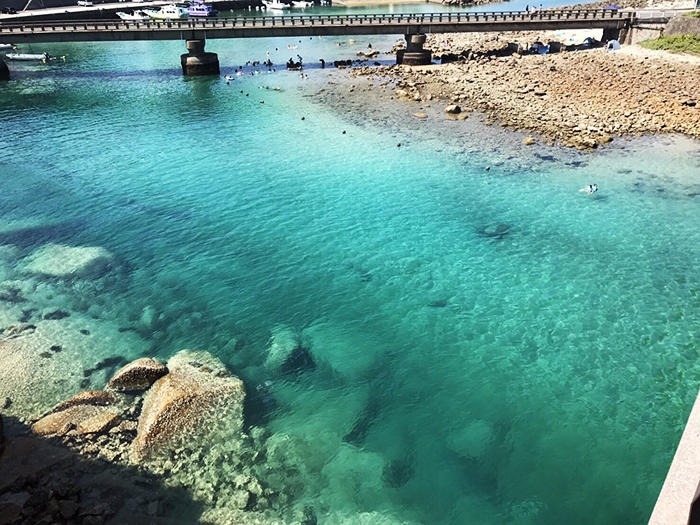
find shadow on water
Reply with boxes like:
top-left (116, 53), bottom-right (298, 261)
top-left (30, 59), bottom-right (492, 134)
top-left (0, 415), bottom-right (203, 524)
top-left (0, 220), bottom-right (84, 248)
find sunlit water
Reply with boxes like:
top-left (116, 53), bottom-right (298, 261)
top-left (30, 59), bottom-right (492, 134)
top-left (1, 4), bottom-right (699, 523)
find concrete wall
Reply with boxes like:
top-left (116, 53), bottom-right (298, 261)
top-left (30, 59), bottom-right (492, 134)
top-left (649, 390), bottom-right (700, 525)
top-left (624, 23), bottom-right (665, 44)
top-left (664, 13), bottom-right (700, 35)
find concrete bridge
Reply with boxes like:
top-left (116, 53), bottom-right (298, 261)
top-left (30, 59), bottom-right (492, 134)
top-left (0, 9), bottom-right (641, 76)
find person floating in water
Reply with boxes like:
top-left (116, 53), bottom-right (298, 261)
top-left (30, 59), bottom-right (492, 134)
top-left (579, 184), bottom-right (598, 194)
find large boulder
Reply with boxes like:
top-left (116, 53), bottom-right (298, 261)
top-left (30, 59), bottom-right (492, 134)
top-left (107, 357), bottom-right (167, 393)
top-left (23, 243), bottom-right (115, 279)
top-left (131, 350), bottom-right (245, 461)
top-left (32, 404), bottom-right (119, 437)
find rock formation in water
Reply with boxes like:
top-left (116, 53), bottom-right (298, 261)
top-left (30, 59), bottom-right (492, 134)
top-left (131, 350), bottom-right (246, 461)
top-left (23, 243), bottom-right (115, 279)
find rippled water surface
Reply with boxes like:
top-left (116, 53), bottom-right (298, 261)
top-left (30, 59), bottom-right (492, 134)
top-left (1, 26), bottom-right (699, 525)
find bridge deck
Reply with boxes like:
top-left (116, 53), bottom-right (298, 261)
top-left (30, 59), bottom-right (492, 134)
top-left (0, 9), bottom-right (631, 43)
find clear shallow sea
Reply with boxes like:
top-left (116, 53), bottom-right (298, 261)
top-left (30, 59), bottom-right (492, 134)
top-left (1, 8), bottom-right (700, 524)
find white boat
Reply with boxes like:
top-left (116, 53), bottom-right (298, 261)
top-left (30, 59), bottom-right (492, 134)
top-left (5, 52), bottom-right (51, 61)
top-left (291, 0), bottom-right (313, 7)
top-left (187, 1), bottom-right (217, 17)
top-left (0, 43), bottom-right (17, 50)
top-left (143, 4), bottom-right (189, 20)
top-left (262, 0), bottom-right (291, 11)
top-left (116, 10), bottom-right (151, 21)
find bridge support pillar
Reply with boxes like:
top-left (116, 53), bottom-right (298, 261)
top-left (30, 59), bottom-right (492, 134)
top-left (602, 27), bottom-right (621, 43)
top-left (397, 34), bottom-right (432, 66)
top-left (0, 58), bottom-right (9, 81)
top-left (181, 39), bottom-right (220, 76)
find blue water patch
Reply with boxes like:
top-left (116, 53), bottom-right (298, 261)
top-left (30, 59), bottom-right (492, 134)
top-left (1, 34), bottom-right (699, 525)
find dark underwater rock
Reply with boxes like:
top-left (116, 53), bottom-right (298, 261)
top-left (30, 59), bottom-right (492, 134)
top-left (280, 344), bottom-right (316, 375)
top-left (428, 299), bottom-right (448, 308)
top-left (476, 223), bottom-right (511, 240)
top-left (343, 396), bottom-right (380, 446)
top-left (382, 457), bottom-right (415, 488)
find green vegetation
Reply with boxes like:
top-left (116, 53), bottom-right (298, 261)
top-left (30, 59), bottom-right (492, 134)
top-left (682, 10), bottom-right (700, 18)
top-left (639, 34), bottom-right (700, 55)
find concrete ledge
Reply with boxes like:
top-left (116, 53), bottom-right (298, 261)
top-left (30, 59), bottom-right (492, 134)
top-left (650, 389), bottom-right (700, 525)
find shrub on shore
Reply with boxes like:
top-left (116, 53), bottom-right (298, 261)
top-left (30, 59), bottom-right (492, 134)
top-left (639, 34), bottom-right (700, 54)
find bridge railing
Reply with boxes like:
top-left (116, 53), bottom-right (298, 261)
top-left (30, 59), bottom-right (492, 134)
top-left (0, 9), bottom-right (630, 34)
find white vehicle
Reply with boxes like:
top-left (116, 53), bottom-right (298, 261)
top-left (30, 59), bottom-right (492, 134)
top-left (77, 0), bottom-right (94, 6)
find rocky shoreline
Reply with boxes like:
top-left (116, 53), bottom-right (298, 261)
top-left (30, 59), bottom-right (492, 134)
top-left (341, 6), bottom-right (699, 150)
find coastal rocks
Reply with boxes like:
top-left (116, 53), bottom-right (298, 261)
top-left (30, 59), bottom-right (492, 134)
top-left (351, 33), bottom-right (700, 149)
top-left (32, 404), bottom-right (117, 437)
top-left (0, 315), bottom-right (149, 420)
top-left (50, 389), bottom-right (116, 414)
top-left (107, 357), bottom-right (168, 392)
top-left (131, 350), bottom-right (245, 461)
top-left (23, 243), bottom-right (115, 279)
top-left (31, 389), bottom-right (121, 437)
top-left (0, 429), bottom-right (201, 525)
top-left (0, 414), bottom-right (4, 456)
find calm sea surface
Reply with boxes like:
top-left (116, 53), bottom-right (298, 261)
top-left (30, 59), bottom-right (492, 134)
top-left (1, 3), bottom-right (699, 523)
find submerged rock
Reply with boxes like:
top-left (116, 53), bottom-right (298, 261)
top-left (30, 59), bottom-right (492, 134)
top-left (280, 344), bottom-right (316, 376)
top-left (23, 243), bottom-right (115, 279)
top-left (107, 357), bottom-right (168, 393)
top-left (476, 223), bottom-right (511, 240)
top-left (446, 419), bottom-right (494, 460)
top-left (131, 350), bottom-right (245, 461)
top-left (382, 457), bottom-right (415, 488)
top-left (263, 325), bottom-right (299, 371)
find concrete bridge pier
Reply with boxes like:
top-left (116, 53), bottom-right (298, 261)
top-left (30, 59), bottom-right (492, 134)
top-left (397, 34), bottom-right (432, 66)
top-left (181, 39), bottom-right (220, 76)
top-left (602, 26), bottom-right (622, 43)
top-left (0, 58), bottom-right (9, 81)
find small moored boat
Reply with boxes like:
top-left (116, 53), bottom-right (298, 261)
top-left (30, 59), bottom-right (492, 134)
top-left (291, 0), bottom-right (313, 7)
top-left (262, 0), bottom-right (291, 11)
top-left (116, 10), bottom-right (151, 21)
top-left (143, 4), bottom-right (189, 20)
top-left (187, 1), bottom-right (217, 17)
top-left (5, 52), bottom-right (51, 61)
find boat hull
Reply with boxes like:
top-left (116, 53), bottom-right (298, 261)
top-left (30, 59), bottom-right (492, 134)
top-left (5, 53), bottom-right (48, 61)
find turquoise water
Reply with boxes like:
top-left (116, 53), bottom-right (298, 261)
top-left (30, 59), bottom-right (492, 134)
top-left (1, 22), bottom-right (700, 525)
